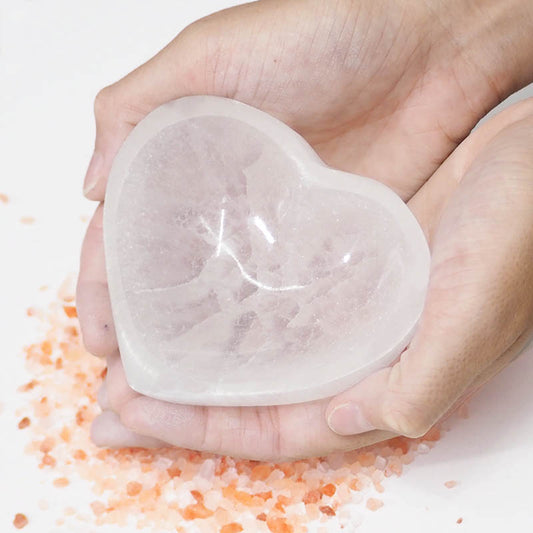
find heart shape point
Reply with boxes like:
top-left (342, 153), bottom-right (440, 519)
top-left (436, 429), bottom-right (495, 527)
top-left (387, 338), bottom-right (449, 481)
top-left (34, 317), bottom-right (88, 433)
top-left (104, 96), bottom-right (430, 406)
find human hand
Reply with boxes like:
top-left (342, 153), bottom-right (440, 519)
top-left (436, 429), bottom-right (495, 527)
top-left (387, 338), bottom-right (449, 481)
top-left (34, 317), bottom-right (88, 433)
top-left (77, 0), bottom-right (533, 459)
top-left (326, 99), bottom-right (533, 438)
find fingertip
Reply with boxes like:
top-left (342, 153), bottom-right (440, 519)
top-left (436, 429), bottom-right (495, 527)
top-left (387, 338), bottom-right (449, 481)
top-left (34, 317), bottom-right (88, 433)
top-left (91, 410), bottom-right (166, 449)
top-left (76, 205), bottom-right (117, 357)
top-left (83, 151), bottom-right (106, 200)
top-left (76, 281), bottom-right (117, 357)
top-left (83, 175), bottom-right (108, 202)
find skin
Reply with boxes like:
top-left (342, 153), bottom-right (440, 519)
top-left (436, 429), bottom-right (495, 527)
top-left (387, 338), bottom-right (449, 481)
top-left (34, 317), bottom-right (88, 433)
top-left (77, 0), bottom-right (533, 460)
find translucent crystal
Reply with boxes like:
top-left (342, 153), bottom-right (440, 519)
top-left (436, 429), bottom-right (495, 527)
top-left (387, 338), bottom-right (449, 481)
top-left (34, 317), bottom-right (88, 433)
top-left (104, 96), bottom-right (430, 406)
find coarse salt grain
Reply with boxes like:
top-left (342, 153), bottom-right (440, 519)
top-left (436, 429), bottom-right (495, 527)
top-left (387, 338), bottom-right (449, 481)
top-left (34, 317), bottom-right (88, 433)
top-left (444, 480), bottom-right (458, 489)
top-left (126, 481), bottom-right (143, 496)
top-left (13, 513), bottom-right (28, 529)
top-left (18, 417), bottom-right (31, 429)
top-left (16, 288), bottom-right (446, 532)
top-left (220, 522), bottom-right (244, 533)
top-left (366, 498), bottom-right (383, 512)
top-left (53, 477), bottom-right (70, 488)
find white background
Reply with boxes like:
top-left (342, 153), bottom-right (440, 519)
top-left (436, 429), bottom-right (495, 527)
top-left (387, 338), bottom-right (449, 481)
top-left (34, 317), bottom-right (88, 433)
top-left (1, 1), bottom-right (532, 532)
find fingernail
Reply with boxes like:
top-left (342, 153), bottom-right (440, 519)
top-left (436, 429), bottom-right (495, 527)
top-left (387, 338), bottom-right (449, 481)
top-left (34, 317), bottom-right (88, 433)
top-left (83, 151), bottom-right (103, 196)
top-left (327, 403), bottom-right (374, 435)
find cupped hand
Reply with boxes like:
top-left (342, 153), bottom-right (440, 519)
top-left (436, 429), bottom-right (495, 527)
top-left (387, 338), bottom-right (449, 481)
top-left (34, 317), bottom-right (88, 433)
top-left (77, 0), bottom-right (533, 459)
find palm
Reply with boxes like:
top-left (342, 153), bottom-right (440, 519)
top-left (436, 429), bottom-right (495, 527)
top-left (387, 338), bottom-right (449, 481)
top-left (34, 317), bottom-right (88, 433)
top-left (186, 0), bottom-right (499, 199)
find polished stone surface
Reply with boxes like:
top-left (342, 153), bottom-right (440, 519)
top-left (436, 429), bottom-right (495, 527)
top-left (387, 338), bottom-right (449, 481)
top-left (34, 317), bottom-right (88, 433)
top-left (104, 96), bottom-right (430, 405)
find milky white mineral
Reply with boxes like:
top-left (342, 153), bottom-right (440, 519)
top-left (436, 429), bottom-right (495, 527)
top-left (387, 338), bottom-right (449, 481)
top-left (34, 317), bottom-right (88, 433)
top-left (104, 96), bottom-right (430, 406)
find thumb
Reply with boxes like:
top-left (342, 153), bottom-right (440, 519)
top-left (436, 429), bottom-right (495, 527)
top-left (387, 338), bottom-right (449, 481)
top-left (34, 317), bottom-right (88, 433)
top-left (83, 24), bottom-right (208, 200)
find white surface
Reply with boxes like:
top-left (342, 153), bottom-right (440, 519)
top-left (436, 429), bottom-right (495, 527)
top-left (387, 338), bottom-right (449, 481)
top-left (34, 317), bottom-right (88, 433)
top-left (1, 1), bottom-right (532, 532)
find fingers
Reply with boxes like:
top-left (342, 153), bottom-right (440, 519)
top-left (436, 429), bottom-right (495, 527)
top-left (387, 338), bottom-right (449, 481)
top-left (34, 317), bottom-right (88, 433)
top-left (103, 351), bottom-right (140, 412)
top-left (90, 353), bottom-right (393, 459)
top-left (76, 204), bottom-right (117, 357)
top-left (83, 24), bottom-right (207, 201)
top-left (326, 106), bottom-right (533, 438)
top-left (117, 396), bottom-right (394, 461)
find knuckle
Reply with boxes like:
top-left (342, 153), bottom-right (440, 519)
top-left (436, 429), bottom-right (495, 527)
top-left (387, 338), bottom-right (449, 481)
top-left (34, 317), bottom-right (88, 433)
top-left (93, 85), bottom-right (118, 119)
top-left (382, 397), bottom-right (433, 438)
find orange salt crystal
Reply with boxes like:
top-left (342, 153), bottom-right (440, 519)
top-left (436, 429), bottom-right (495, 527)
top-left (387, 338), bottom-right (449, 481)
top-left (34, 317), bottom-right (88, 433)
top-left (55, 357), bottom-right (63, 369)
top-left (19, 380), bottom-right (38, 392)
top-left (190, 489), bottom-right (204, 503)
top-left (358, 452), bottom-right (376, 467)
top-left (366, 498), bottom-right (384, 511)
top-left (182, 503), bottom-right (214, 520)
top-left (73, 449), bottom-right (87, 460)
top-left (91, 501), bottom-right (107, 516)
top-left (386, 458), bottom-right (403, 477)
top-left (76, 406), bottom-right (88, 425)
top-left (0, 193), bottom-right (8, 203)
top-left (423, 427), bottom-right (441, 442)
top-left (251, 463), bottom-right (272, 481)
top-left (349, 478), bottom-right (363, 491)
top-left (373, 481), bottom-right (385, 493)
top-left (63, 305), bottom-right (78, 318)
top-left (386, 437), bottom-right (410, 454)
top-left (40, 437), bottom-right (55, 453)
top-left (220, 523), bottom-right (244, 533)
top-left (53, 477), bottom-right (70, 488)
top-left (319, 505), bottom-right (335, 516)
top-left (222, 486), bottom-right (258, 507)
top-left (266, 516), bottom-right (293, 533)
top-left (18, 417), bottom-right (31, 429)
top-left (41, 454), bottom-right (56, 467)
top-left (20, 216), bottom-right (35, 225)
top-left (457, 518), bottom-right (463, 524)
top-left (39, 353), bottom-right (53, 366)
top-left (274, 501), bottom-right (285, 513)
top-left (303, 490), bottom-right (321, 504)
top-left (126, 481), bottom-right (143, 496)
top-left (41, 340), bottom-right (53, 355)
top-left (65, 325), bottom-right (79, 337)
top-left (320, 483), bottom-right (336, 497)
top-left (13, 513), bottom-right (28, 529)
top-left (255, 490), bottom-right (273, 501)
top-left (60, 426), bottom-right (71, 442)
top-left (277, 494), bottom-right (291, 506)
top-left (256, 513), bottom-right (267, 521)
top-left (167, 465), bottom-right (182, 478)
top-left (278, 463), bottom-right (295, 477)
top-left (444, 480), bottom-right (458, 489)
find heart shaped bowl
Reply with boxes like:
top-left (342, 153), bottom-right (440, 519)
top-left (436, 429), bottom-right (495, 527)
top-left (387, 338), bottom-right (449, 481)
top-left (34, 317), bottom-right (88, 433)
top-left (104, 96), bottom-right (430, 406)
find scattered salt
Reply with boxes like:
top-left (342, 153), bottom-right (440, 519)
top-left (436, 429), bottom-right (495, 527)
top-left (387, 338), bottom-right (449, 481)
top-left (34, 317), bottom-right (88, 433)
top-left (16, 290), bottom-right (444, 531)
